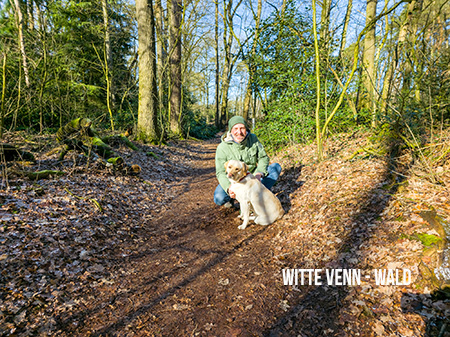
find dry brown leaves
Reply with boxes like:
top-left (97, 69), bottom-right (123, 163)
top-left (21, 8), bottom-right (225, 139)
top-left (0, 133), bottom-right (199, 335)
top-left (270, 131), bottom-right (450, 336)
top-left (1, 131), bottom-right (449, 336)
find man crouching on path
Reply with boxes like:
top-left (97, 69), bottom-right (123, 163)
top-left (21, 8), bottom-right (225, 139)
top-left (214, 116), bottom-right (282, 208)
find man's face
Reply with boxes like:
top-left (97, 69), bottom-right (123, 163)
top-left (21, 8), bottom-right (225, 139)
top-left (231, 123), bottom-right (247, 143)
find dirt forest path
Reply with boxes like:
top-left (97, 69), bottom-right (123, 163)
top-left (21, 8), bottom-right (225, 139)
top-left (1, 133), bottom-right (448, 336)
top-left (56, 138), bottom-right (300, 336)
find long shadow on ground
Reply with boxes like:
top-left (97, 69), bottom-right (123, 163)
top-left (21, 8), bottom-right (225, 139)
top-left (263, 142), bottom-right (408, 336)
top-left (53, 140), bottom-right (275, 336)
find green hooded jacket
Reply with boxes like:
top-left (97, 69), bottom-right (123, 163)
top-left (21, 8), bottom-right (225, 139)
top-left (215, 131), bottom-right (270, 194)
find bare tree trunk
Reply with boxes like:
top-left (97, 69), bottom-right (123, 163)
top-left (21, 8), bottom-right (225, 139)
top-left (102, 0), bottom-right (115, 130)
top-left (339, 0), bottom-right (353, 58)
top-left (361, 0), bottom-right (377, 120)
top-left (220, 0), bottom-right (235, 126)
top-left (102, 0), bottom-right (112, 81)
top-left (136, 0), bottom-right (160, 142)
top-left (338, 0), bottom-right (356, 122)
top-left (1, 52), bottom-right (6, 139)
top-left (320, 0), bottom-right (333, 121)
top-left (155, 0), bottom-right (167, 135)
top-left (380, 51), bottom-right (395, 116)
top-left (399, 0), bottom-right (423, 106)
top-left (312, 0), bottom-right (323, 160)
top-left (169, 0), bottom-right (182, 136)
top-left (242, 0), bottom-right (262, 121)
top-left (38, 16), bottom-right (48, 134)
top-left (220, 16), bottom-right (232, 126)
top-left (215, 0), bottom-right (220, 129)
top-left (26, 0), bottom-right (34, 30)
top-left (320, 0), bottom-right (332, 46)
top-left (379, 15), bottom-right (394, 117)
top-left (13, 0), bottom-right (30, 88)
top-left (280, 0), bottom-right (287, 14)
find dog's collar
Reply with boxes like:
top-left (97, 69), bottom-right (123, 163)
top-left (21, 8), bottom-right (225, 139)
top-left (238, 172), bottom-right (251, 182)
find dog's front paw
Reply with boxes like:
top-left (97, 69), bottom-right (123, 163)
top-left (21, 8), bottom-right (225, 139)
top-left (238, 224), bottom-right (247, 230)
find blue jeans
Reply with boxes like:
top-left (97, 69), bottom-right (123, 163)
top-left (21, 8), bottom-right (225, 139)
top-left (214, 163), bottom-right (282, 206)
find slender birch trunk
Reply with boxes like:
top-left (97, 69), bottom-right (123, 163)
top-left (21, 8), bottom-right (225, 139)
top-left (214, 0), bottom-right (220, 128)
top-left (13, 0), bottom-right (30, 88)
top-left (102, 0), bottom-right (115, 130)
top-left (242, 0), bottom-right (262, 121)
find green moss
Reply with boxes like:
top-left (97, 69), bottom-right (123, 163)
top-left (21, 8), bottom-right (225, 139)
top-left (415, 233), bottom-right (442, 247)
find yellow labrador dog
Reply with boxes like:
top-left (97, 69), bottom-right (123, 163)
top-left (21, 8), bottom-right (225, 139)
top-left (225, 160), bottom-right (284, 230)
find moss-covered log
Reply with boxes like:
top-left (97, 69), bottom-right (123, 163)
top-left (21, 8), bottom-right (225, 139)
top-left (57, 118), bottom-right (104, 161)
top-left (89, 137), bottom-right (115, 159)
top-left (55, 119), bottom-right (139, 174)
top-left (8, 169), bottom-right (65, 180)
top-left (56, 118), bottom-right (96, 144)
top-left (56, 119), bottom-right (120, 162)
top-left (106, 156), bottom-right (124, 166)
top-left (101, 135), bottom-right (140, 151)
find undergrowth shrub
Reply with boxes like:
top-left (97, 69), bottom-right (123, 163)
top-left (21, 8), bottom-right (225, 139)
top-left (253, 100), bottom-right (315, 153)
top-left (184, 109), bottom-right (218, 140)
top-left (253, 98), bottom-right (363, 153)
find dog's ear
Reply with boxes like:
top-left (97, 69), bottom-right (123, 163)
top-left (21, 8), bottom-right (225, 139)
top-left (224, 161), bottom-right (229, 170)
top-left (242, 162), bottom-right (248, 174)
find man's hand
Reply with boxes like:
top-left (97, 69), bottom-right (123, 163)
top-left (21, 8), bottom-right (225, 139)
top-left (228, 190), bottom-right (236, 199)
top-left (254, 173), bottom-right (263, 181)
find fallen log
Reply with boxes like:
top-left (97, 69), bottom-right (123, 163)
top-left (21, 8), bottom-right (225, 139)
top-left (7, 169), bottom-right (65, 180)
top-left (56, 119), bottom-right (121, 163)
top-left (101, 135), bottom-right (140, 151)
top-left (55, 118), bottom-right (140, 175)
top-left (106, 156), bottom-right (124, 166)
top-left (56, 117), bottom-right (96, 144)
top-left (89, 137), bottom-right (116, 159)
